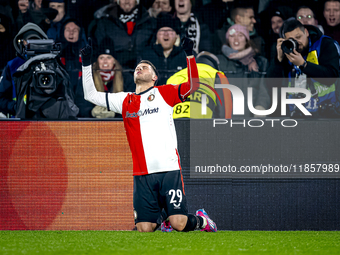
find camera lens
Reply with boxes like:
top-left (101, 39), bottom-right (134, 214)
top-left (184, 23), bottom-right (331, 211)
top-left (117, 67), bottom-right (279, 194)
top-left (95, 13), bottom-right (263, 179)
top-left (39, 74), bottom-right (53, 88)
top-left (284, 41), bottom-right (294, 51)
top-left (41, 75), bottom-right (50, 85)
top-left (281, 38), bottom-right (297, 54)
top-left (36, 72), bottom-right (56, 94)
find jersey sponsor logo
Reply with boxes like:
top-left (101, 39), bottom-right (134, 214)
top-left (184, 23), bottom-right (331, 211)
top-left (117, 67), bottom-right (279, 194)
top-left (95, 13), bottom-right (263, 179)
top-left (126, 107), bottom-right (159, 118)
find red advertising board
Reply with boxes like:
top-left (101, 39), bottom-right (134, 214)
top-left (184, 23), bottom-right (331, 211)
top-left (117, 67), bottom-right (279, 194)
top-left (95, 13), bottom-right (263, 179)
top-left (0, 121), bottom-right (134, 230)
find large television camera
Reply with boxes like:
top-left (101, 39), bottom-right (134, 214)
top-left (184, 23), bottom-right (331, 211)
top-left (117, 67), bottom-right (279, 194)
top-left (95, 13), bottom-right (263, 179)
top-left (15, 39), bottom-right (79, 119)
top-left (22, 40), bottom-right (62, 96)
top-left (23, 39), bottom-right (62, 57)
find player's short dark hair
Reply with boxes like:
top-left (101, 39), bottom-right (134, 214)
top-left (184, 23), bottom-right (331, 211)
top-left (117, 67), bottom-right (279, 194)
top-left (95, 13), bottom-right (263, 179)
top-left (280, 18), bottom-right (305, 38)
top-left (138, 60), bottom-right (157, 74)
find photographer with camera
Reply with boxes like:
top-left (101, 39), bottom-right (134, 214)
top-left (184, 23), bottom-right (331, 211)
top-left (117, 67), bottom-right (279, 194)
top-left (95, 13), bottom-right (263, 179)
top-left (276, 18), bottom-right (340, 117)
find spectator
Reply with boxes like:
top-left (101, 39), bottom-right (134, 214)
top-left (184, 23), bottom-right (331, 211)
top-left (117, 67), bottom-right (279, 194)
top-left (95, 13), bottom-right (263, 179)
top-left (0, 0), bottom-right (15, 25)
top-left (15, 0), bottom-right (57, 32)
top-left (76, 37), bottom-right (125, 118)
top-left (47, 0), bottom-right (70, 42)
top-left (271, 9), bottom-right (284, 35)
top-left (67, 0), bottom-right (111, 39)
top-left (0, 22), bottom-right (48, 117)
top-left (217, 24), bottom-right (270, 118)
top-left (89, 0), bottom-right (156, 72)
top-left (266, 9), bottom-right (285, 63)
top-left (0, 12), bottom-right (16, 70)
top-left (216, 4), bottom-right (265, 57)
top-left (93, 37), bottom-right (125, 118)
top-left (17, 0), bottom-right (29, 15)
top-left (59, 18), bottom-right (87, 93)
top-left (322, 0), bottom-right (340, 44)
top-left (275, 19), bottom-right (339, 117)
top-left (296, 5), bottom-right (324, 34)
top-left (15, 0), bottom-right (31, 30)
top-left (197, 0), bottom-right (235, 35)
top-left (148, 0), bottom-right (173, 18)
top-left (29, 0), bottom-right (41, 10)
top-left (28, 0), bottom-right (58, 32)
top-left (174, 0), bottom-right (212, 54)
top-left (138, 12), bottom-right (186, 85)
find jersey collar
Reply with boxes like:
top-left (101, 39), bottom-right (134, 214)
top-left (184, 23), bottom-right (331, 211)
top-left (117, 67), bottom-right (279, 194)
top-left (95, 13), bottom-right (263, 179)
top-left (135, 86), bottom-right (155, 95)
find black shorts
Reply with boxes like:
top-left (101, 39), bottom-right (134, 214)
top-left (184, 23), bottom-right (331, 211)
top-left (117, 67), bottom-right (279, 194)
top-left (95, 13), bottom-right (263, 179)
top-left (133, 170), bottom-right (188, 224)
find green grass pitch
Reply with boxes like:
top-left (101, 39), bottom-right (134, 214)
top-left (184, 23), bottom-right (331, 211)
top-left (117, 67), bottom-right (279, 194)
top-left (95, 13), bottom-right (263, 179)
top-left (1, 231), bottom-right (340, 255)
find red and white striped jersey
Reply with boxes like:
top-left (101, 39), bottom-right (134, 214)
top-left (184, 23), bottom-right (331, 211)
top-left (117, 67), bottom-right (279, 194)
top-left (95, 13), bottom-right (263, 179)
top-left (82, 57), bottom-right (199, 176)
top-left (122, 85), bottom-right (183, 175)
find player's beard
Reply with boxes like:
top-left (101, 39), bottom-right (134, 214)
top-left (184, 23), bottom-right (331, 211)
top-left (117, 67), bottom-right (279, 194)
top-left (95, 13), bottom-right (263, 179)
top-left (134, 72), bottom-right (153, 84)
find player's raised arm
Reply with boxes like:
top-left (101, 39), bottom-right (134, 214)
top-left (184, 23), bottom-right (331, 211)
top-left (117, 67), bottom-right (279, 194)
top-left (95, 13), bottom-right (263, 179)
top-left (179, 38), bottom-right (200, 100)
top-left (178, 38), bottom-right (222, 105)
top-left (80, 39), bottom-right (126, 114)
top-left (80, 38), bottom-right (108, 108)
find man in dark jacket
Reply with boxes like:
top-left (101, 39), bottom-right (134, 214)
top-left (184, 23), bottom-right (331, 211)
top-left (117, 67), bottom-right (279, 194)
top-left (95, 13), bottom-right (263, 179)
top-left (90, 0), bottom-right (156, 71)
top-left (59, 18), bottom-right (87, 92)
top-left (138, 12), bottom-right (187, 85)
top-left (46, 0), bottom-right (70, 43)
top-left (0, 22), bottom-right (47, 117)
top-left (276, 18), bottom-right (340, 117)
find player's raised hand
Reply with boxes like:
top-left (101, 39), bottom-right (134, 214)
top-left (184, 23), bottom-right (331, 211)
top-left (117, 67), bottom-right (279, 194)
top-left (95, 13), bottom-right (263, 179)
top-left (181, 37), bottom-right (194, 56)
top-left (80, 38), bottom-right (93, 66)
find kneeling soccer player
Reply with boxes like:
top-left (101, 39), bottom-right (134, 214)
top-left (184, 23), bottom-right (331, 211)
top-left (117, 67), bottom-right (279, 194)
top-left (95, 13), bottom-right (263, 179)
top-left (80, 38), bottom-right (217, 232)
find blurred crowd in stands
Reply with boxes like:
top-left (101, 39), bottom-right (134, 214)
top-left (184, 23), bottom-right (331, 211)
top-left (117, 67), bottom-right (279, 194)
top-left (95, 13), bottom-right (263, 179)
top-left (0, 0), bottom-right (340, 119)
